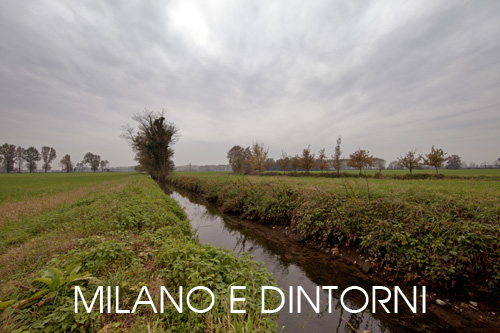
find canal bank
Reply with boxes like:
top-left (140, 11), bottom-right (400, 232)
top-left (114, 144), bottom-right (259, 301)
top-left (166, 187), bottom-right (472, 332)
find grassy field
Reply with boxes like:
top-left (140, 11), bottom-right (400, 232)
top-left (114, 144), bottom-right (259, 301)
top-left (0, 172), bottom-right (135, 204)
top-left (168, 171), bottom-right (500, 298)
top-left (0, 173), bottom-right (278, 332)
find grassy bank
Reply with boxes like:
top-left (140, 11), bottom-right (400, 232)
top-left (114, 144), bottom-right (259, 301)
top-left (167, 172), bottom-right (500, 298)
top-left (0, 173), bottom-right (278, 332)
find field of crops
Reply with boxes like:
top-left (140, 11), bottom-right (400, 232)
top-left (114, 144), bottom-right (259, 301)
top-left (0, 173), bottom-right (278, 332)
top-left (168, 171), bottom-right (500, 298)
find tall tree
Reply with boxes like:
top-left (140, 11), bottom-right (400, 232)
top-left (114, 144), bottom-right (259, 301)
top-left (23, 147), bottom-right (41, 173)
top-left (227, 145), bottom-right (246, 173)
top-left (331, 136), bottom-right (343, 174)
top-left (121, 110), bottom-right (179, 183)
top-left (317, 148), bottom-right (328, 172)
top-left (0, 143), bottom-right (17, 173)
top-left (83, 152), bottom-right (101, 173)
top-left (248, 142), bottom-right (268, 173)
top-left (301, 145), bottom-right (315, 173)
top-left (277, 151), bottom-right (291, 174)
top-left (445, 155), bottom-right (462, 169)
top-left (424, 146), bottom-right (449, 174)
top-left (15, 146), bottom-right (25, 173)
top-left (41, 146), bottom-right (57, 173)
top-left (347, 148), bottom-right (374, 174)
top-left (397, 150), bottom-right (422, 175)
top-left (60, 154), bottom-right (73, 173)
top-left (100, 159), bottom-right (109, 172)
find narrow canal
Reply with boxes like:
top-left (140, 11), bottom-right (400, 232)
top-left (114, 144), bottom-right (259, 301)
top-left (167, 188), bottom-right (449, 332)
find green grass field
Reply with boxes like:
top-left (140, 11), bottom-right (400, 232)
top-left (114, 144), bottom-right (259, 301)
top-left (0, 172), bottom-right (135, 204)
top-left (0, 173), bottom-right (278, 332)
top-left (174, 170), bottom-right (500, 206)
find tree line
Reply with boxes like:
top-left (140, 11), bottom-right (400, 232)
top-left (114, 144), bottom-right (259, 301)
top-left (0, 143), bottom-right (109, 173)
top-left (227, 137), bottom-right (476, 175)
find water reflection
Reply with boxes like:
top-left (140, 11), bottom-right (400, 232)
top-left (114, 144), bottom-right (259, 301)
top-left (167, 188), bottom-right (445, 333)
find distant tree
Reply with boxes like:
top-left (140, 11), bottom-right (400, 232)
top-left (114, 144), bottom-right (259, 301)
top-left (397, 150), bottom-right (422, 175)
top-left (75, 162), bottom-right (85, 172)
top-left (227, 145), bottom-right (246, 173)
top-left (121, 109), bottom-right (179, 184)
top-left (100, 160), bottom-right (109, 172)
top-left (424, 146), bottom-right (449, 174)
top-left (277, 151), bottom-right (291, 173)
top-left (0, 143), bottom-right (17, 173)
top-left (248, 142), bottom-right (268, 173)
top-left (242, 147), bottom-right (252, 174)
top-left (387, 160), bottom-right (398, 170)
top-left (15, 146), bottom-right (25, 173)
top-left (445, 155), bottom-right (462, 169)
top-left (347, 148), bottom-right (374, 174)
top-left (41, 146), bottom-right (57, 173)
top-left (291, 154), bottom-right (301, 172)
top-left (83, 152), bottom-right (101, 173)
top-left (331, 136), bottom-right (342, 174)
top-left (60, 154), bottom-right (73, 173)
top-left (301, 145), bottom-right (315, 173)
top-left (317, 148), bottom-right (328, 172)
top-left (23, 147), bottom-right (41, 173)
top-left (265, 158), bottom-right (276, 171)
top-left (469, 162), bottom-right (477, 169)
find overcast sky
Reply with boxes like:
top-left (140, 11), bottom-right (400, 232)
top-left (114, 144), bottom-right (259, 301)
top-left (1, 0), bottom-right (499, 167)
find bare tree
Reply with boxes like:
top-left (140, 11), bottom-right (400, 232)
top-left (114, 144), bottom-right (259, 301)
top-left (15, 146), bottom-right (25, 173)
top-left (301, 145), bottom-right (315, 173)
top-left (60, 154), bottom-right (73, 173)
top-left (331, 136), bottom-right (343, 174)
top-left (397, 150), bottom-right (422, 175)
top-left (0, 143), bottom-right (17, 173)
top-left (121, 109), bottom-right (179, 184)
top-left (424, 146), bottom-right (449, 174)
top-left (347, 148), bottom-right (374, 174)
top-left (23, 147), bottom-right (41, 173)
top-left (41, 146), bottom-right (57, 173)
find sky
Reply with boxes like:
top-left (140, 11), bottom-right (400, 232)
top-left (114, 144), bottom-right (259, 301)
top-left (1, 0), bottom-right (499, 167)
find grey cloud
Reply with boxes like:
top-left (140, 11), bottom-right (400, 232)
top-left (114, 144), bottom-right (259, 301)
top-left (0, 0), bottom-right (499, 166)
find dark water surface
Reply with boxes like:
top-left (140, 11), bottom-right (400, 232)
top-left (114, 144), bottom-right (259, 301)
top-left (167, 188), bottom-right (447, 333)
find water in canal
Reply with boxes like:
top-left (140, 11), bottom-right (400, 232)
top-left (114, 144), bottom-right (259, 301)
top-left (168, 188), bottom-right (447, 332)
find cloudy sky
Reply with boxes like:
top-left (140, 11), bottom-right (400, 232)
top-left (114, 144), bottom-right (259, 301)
top-left (1, 0), bottom-right (499, 167)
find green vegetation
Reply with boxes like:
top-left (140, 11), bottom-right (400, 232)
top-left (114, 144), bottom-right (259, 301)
top-left (0, 172), bottom-right (134, 204)
top-left (168, 171), bottom-right (500, 297)
top-left (0, 173), bottom-right (278, 332)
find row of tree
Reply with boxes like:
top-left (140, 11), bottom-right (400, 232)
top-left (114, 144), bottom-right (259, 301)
top-left (0, 143), bottom-right (109, 173)
top-left (227, 137), bottom-right (464, 175)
